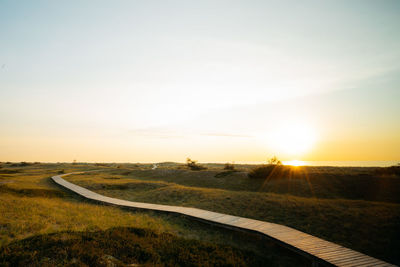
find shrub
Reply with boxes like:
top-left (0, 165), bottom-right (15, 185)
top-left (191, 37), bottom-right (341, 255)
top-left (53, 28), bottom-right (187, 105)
top-left (248, 156), bottom-right (287, 179)
top-left (224, 163), bottom-right (235, 170)
top-left (186, 158), bottom-right (207, 171)
top-left (268, 156), bottom-right (282, 165)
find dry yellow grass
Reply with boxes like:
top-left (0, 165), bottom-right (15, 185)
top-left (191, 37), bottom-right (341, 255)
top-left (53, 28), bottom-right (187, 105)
top-left (0, 193), bottom-right (173, 246)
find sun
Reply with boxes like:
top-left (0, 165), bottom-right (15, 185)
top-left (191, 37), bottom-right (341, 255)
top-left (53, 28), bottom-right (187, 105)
top-left (266, 121), bottom-right (317, 156)
top-left (283, 160), bottom-right (306, 166)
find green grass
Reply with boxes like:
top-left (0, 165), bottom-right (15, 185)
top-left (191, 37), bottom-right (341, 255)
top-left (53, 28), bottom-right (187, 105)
top-left (0, 227), bottom-right (269, 266)
top-left (65, 165), bottom-right (400, 265)
top-left (0, 163), bottom-right (307, 266)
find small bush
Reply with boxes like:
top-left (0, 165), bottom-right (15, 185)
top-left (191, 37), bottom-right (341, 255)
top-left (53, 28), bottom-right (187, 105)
top-left (268, 156), bottom-right (282, 165)
top-left (224, 162), bottom-right (235, 170)
top-left (186, 158), bottom-right (207, 171)
top-left (57, 170), bottom-right (65, 174)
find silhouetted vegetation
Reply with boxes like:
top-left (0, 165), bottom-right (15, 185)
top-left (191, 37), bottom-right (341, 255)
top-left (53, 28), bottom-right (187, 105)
top-left (374, 165), bottom-right (400, 176)
top-left (268, 156), bottom-right (282, 165)
top-left (10, 162), bottom-right (31, 167)
top-left (224, 162), bottom-right (235, 170)
top-left (248, 157), bottom-right (288, 179)
top-left (186, 158), bottom-right (207, 171)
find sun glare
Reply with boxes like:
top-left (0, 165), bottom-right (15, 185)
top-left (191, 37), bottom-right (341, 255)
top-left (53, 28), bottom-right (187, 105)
top-left (266, 122), bottom-right (317, 156)
top-left (283, 160), bottom-right (306, 166)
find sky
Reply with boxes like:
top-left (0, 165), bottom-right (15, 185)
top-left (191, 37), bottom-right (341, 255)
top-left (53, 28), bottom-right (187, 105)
top-left (1, 0), bottom-right (399, 163)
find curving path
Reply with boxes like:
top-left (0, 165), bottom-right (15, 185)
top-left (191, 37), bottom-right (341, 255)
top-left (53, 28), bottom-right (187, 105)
top-left (52, 171), bottom-right (396, 267)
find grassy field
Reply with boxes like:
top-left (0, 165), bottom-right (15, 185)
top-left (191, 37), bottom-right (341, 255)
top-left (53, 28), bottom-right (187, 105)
top-left (63, 163), bottom-right (400, 265)
top-left (0, 162), bottom-right (309, 266)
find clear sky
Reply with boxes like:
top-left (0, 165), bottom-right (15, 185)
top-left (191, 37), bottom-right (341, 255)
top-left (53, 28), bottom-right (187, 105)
top-left (1, 0), bottom-right (399, 163)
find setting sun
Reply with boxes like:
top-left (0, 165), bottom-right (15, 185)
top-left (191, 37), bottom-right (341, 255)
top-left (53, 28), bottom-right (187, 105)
top-left (267, 122), bottom-right (317, 156)
top-left (283, 160), bottom-right (306, 166)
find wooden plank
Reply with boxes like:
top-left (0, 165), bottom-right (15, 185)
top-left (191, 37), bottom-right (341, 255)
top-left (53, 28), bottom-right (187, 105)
top-left (359, 263), bottom-right (396, 267)
top-left (318, 251), bottom-right (362, 263)
top-left (307, 248), bottom-right (352, 260)
top-left (339, 258), bottom-right (382, 267)
top-left (277, 234), bottom-right (311, 243)
top-left (52, 172), bottom-right (394, 267)
top-left (294, 240), bottom-right (332, 250)
top-left (212, 215), bottom-right (240, 224)
top-left (297, 241), bottom-right (335, 250)
top-left (209, 215), bottom-right (232, 223)
top-left (308, 245), bottom-right (349, 254)
top-left (330, 254), bottom-right (376, 265)
top-left (325, 253), bottom-right (367, 264)
top-left (318, 250), bottom-right (360, 260)
top-left (306, 246), bottom-right (349, 256)
top-left (337, 257), bottom-right (383, 267)
top-left (287, 237), bottom-right (323, 246)
top-left (260, 227), bottom-right (294, 236)
top-left (231, 219), bottom-right (261, 228)
top-left (244, 221), bottom-right (270, 230)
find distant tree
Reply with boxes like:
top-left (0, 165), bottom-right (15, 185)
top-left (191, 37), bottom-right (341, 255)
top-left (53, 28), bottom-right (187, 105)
top-left (268, 156), bottom-right (282, 165)
top-left (186, 158), bottom-right (206, 171)
top-left (72, 159), bottom-right (77, 165)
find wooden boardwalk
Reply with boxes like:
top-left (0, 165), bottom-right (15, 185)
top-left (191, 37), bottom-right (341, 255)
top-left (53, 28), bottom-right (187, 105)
top-left (52, 172), bottom-right (396, 267)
